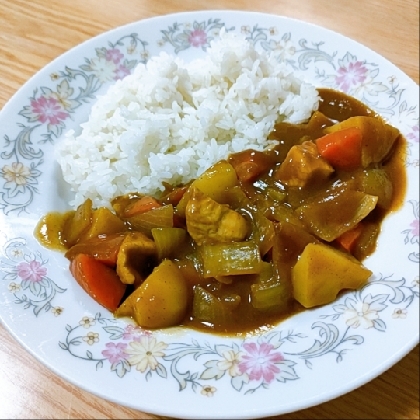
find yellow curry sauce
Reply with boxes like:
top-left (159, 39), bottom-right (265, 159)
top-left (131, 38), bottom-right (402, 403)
top-left (34, 89), bottom-right (407, 335)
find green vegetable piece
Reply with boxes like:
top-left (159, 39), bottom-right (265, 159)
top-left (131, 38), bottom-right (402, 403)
top-left (250, 262), bottom-right (287, 310)
top-left (192, 286), bottom-right (235, 325)
top-left (199, 241), bottom-right (262, 278)
top-left (151, 227), bottom-right (188, 260)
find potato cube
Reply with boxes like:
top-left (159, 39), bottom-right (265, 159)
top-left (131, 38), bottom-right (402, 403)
top-left (292, 242), bottom-right (372, 308)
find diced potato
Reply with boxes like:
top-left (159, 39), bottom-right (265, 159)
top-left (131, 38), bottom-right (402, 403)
top-left (115, 260), bottom-right (189, 328)
top-left (292, 242), bottom-right (372, 308)
top-left (81, 206), bottom-right (126, 241)
top-left (176, 160), bottom-right (238, 216)
top-left (193, 160), bottom-right (239, 199)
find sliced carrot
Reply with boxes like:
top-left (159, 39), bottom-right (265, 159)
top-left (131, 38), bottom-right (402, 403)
top-left (70, 253), bottom-right (126, 312)
top-left (315, 126), bottom-right (363, 170)
top-left (123, 196), bottom-right (162, 217)
top-left (64, 233), bottom-right (126, 266)
top-left (161, 185), bottom-right (189, 206)
top-left (229, 150), bottom-right (272, 183)
top-left (234, 161), bottom-right (261, 182)
top-left (335, 223), bottom-right (364, 254)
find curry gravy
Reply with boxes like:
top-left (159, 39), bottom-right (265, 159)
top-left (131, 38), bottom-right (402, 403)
top-left (34, 89), bottom-right (407, 336)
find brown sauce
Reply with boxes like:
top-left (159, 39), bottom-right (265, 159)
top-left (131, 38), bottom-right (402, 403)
top-left (34, 88), bottom-right (407, 336)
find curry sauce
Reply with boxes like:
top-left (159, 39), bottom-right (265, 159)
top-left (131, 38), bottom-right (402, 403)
top-left (34, 89), bottom-right (407, 336)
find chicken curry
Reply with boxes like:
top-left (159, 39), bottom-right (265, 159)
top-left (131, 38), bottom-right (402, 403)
top-left (34, 88), bottom-right (406, 335)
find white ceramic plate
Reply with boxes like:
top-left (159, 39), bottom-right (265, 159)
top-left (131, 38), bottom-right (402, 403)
top-left (0, 10), bottom-right (418, 419)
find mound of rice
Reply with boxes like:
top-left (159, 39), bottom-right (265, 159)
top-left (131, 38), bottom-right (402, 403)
top-left (56, 29), bottom-right (320, 209)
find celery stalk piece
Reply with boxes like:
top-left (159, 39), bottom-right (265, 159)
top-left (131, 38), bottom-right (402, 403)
top-left (151, 227), bottom-right (188, 260)
top-left (192, 286), bottom-right (231, 325)
top-left (198, 241), bottom-right (262, 278)
top-left (250, 262), bottom-right (290, 312)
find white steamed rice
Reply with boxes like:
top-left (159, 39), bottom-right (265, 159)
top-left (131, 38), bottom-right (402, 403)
top-left (56, 29), bottom-right (320, 209)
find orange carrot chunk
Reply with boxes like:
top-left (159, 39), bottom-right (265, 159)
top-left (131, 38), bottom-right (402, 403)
top-left (70, 253), bottom-right (126, 312)
top-left (65, 233), bottom-right (126, 266)
top-left (315, 126), bottom-right (363, 170)
top-left (161, 185), bottom-right (189, 206)
top-left (124, 196), bottom-right (162, 217)
top-left (229, 150), bottom-right (272, 183)
top-left (335, 223), bottom-right (364, 254)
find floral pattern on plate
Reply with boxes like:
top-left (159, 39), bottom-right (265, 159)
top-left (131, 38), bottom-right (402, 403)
top-left (1, 20), bottom-right (418, 215)
top-left (1, 34), bottom-right (147, 214)
top-left (0, 237), bottom-right (66, 315)
top-left (0, 11), bottom-right (418, 418)
top-left (56, 268), bottom-right (419, 395)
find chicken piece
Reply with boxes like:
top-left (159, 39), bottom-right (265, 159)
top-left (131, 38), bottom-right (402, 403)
top-left (185, 188), bottom-right (248, 245)
top-left (116, 232), bottom-right (157, 286)
top-left (274, 140), bottom-right (334, 187)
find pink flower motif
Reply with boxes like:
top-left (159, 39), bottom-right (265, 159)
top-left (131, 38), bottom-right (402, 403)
top-left (238, 342), bottom-right (284, 383)
top-left (407, 124), bottom-right (419, 143)
top-left (102, 342), bottom-right (128, 364)
top-left (106, 48), bottom-right (124, 64)
top-left (410, 219), bottom-right (419, 237)
top-left (335, 61), bottom-right (368, 92)
top-left (188, 29), bottom-right (207, 47)
top-left (121, 324), bottom-right (149, 341)
top-left (30, 96), bottom-right (68, 125)
top-left (114, 65), bottom-right (130, 80)
top-left (17, 260), bottom-right (47, 282)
